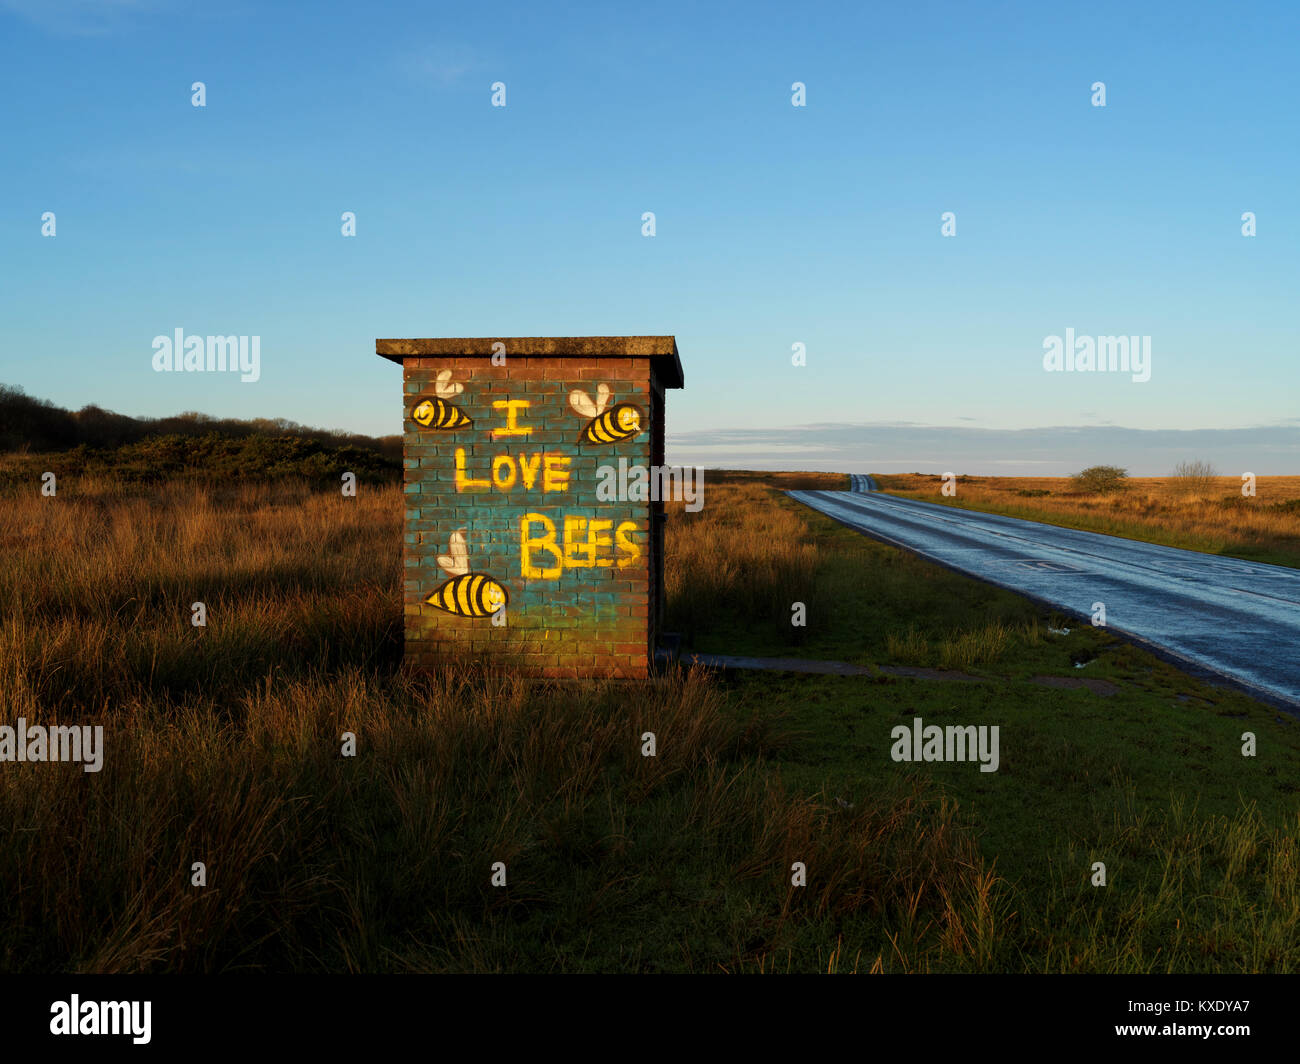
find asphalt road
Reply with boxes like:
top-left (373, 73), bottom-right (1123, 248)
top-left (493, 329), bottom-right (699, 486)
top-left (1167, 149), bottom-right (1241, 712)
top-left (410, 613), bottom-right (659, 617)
top-left (789, 479), bottom-right (1300, 711)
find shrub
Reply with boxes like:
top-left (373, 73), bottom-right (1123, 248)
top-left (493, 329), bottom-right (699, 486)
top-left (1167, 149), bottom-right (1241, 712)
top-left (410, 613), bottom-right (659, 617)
top-left (1070, 466), bottom-right (1129, 494)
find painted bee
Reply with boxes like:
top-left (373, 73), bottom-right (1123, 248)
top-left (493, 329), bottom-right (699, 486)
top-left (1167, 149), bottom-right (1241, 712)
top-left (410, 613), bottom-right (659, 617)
top-left (412, 396), bottom-right (471, 429)
top-left (412, 370), bottom-right (472, 430)
top-left (570, 384), bottom-right (644, 444)
top-left (426, 528), bottom-right (508, 618)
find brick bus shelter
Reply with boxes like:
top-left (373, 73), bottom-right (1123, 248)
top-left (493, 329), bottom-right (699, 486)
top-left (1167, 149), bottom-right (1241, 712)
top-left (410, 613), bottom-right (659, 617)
top-left (377, 336), bottom-right (685, 679)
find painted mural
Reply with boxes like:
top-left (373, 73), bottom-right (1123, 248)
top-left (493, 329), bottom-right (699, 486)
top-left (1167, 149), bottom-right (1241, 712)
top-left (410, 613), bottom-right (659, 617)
top-left (411, 370), bottom-right (472, 429)
top-left (569, 385), bottom-right (645, 444)
top-left (412, 374), bottom-right (646, 621)
top-left (426, 529), bottom-right (509, 617)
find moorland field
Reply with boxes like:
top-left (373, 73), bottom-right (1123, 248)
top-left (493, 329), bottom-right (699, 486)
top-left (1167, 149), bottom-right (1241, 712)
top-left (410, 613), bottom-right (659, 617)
top-left (1, 464), bottom-right (1297, 972)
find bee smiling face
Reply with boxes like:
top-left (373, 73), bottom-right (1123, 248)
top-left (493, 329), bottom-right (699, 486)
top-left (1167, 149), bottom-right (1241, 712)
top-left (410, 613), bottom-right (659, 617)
top-left (481, 581), bottom-right (506, 614)
top-left (578, 402), bottom-right (646, 445)
top-left (412, 396), bottom-right (472, 430)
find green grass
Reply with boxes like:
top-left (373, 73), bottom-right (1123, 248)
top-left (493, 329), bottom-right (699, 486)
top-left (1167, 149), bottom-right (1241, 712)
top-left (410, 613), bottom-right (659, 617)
top-left (667, 482), bottom-right (1300, 971)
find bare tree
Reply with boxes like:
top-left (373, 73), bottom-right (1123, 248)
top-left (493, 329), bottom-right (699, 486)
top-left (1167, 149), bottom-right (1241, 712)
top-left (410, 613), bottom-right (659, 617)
top-left (1173, 460), bottom-right (1217, 496)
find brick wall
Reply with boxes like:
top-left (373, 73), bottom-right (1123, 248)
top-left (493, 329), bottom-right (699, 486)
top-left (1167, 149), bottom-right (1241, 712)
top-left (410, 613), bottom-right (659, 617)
top-left (400, 355), bottom-right (655, 678)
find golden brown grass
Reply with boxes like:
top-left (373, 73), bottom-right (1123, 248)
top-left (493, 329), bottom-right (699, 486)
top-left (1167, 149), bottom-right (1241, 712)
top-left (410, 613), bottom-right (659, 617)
top-left (0, 473), bottom-right (1000, 973)
top-left (875, 473), bottom-right (1300, 568)
top-left (664, 472), bottom-right (1051, 669)
top-left (9, 468), bottom-right (1291, 973)
top-left (665, 479), bottom-right (827, 643)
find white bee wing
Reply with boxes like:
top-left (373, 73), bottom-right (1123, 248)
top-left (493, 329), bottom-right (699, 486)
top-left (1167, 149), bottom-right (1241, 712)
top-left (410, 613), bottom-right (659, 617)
top-left (594, 382), bottom-right (611, 415)
top-left (436, 528), bottom-right (470, 576)
top-left (569, 389), bottom-right (598, 417)
top-left (435, 369), bottom-right (464, 399)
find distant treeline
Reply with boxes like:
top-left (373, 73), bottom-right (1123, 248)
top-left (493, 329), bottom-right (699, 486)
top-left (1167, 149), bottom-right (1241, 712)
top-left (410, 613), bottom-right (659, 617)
top-left (0, 384), bottom-right (402, 483)
top-left (0, 384), bottom-right (400, 457)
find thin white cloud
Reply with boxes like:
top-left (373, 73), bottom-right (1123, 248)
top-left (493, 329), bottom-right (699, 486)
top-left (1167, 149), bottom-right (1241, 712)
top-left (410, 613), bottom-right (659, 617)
top-left (667, 443), bottom-right (826, 454)
top-left (667, 422), bottom-right (1300, 477)
top-left (0, 0), bottom-right (159, 36)
top-left (403, 43), bottom-right (486, 86)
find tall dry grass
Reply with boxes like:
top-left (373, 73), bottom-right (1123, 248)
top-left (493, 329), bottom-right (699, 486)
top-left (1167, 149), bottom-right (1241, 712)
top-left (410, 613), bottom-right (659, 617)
top-left (877, 474), bottom-right (1300, 567)
top-left (665, 474), bottom-right (1051, 669)
top-left (0, 475), bottom-right (1000, 972)
top-left (665, 481), bottom-right (828, 644)
top-left (1, 480), bottom-right (402, 710)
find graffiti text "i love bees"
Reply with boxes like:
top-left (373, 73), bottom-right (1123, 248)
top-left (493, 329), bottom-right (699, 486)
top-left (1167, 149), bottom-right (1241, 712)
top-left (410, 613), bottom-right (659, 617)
top-left (451, 398), bottom-right (573, 494)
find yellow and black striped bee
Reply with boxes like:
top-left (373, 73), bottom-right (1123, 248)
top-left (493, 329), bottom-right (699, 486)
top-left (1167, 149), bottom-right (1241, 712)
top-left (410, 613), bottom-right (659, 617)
top-left (412, 395), bottom-right (471, 430)
top-left (570, 385), bottom-right (644, 445)
top-left (426, 529), bottom-right (508, 618)
top-left (426, 571), bottom-right (508, 617)
top-left (578, 402), bottom-right (643, 444)
top-left (412, 370), bottom-right (472, 429)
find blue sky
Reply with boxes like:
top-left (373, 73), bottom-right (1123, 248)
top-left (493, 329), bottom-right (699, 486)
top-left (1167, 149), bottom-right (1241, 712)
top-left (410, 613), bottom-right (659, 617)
top-left (1, 0), bottom-right (1296, 474)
